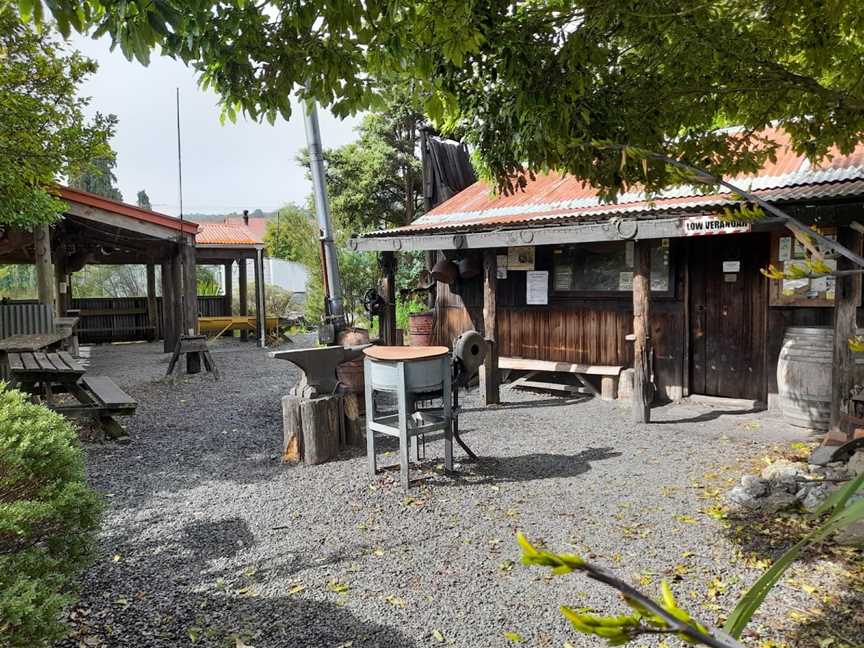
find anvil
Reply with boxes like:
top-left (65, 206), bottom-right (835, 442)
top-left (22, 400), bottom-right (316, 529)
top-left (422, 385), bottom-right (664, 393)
top-left (270, 344), bottom-right (371, 396)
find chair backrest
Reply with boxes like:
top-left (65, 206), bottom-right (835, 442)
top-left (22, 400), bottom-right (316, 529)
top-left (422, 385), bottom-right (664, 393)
top-left (0, 303), bottom-right (55, 339)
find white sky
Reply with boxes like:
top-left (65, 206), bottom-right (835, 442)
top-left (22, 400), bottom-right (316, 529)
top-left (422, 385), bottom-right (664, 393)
top-left (69, 34), bottom-right (361, 217)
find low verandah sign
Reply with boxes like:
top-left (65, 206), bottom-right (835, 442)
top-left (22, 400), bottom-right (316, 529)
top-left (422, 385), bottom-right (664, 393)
top-left (681, 215), bottom-right (752, 236)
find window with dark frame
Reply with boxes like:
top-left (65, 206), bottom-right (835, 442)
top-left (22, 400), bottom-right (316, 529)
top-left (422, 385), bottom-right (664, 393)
top-left (552, 240), bottom-right (671, 294)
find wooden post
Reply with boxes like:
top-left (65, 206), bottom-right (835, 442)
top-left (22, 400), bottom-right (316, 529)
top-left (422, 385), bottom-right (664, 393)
top-left (632, 239), bottom-right (652, 423)
top-left (53, 259), bottom-right (67, 316)
top-left (253, 248), bottom-right (266, 347)
top-left (828, 226), bottom-right (862, 443)
top-left (223, 261), bottom-right (233, 316)
top-left (479, 248), bottom-right (500, 405)
top-left (239, 257), bottom-right (249, 341)
top-left (161, 255), bottom-right (178, 353)
top-left (34, 223), bottom-right (55, 310)
top-left (146, 264), bottom-right (159, 340)
top-left (180, 239), bottom-right (200, 373)
top-left (379, 251), bottom-right (397, 345)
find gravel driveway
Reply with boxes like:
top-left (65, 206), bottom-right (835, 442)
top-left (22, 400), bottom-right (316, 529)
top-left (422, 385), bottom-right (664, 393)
top-left (57, 338), bottom-right (827, 648)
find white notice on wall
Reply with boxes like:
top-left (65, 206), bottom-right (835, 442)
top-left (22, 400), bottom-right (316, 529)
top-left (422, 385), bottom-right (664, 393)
top-left (722, 260), bottom-right (741, 272)
top-left (526, 271), bottom-right (549, 305)
top-left (778, 237), bottom-right (792, 261)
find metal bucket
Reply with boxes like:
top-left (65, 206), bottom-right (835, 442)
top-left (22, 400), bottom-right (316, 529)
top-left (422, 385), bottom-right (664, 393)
top-left (776, 326), bottom-right (864, 430)
top-left (367, 356), bottom-right (447, 393)
top-left (408, 311), bottom-right (434, 347)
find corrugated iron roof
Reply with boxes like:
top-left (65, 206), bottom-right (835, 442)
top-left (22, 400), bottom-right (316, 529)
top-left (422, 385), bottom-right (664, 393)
top-left (364, 129), bottom-right (864, 237)
top-left (54, 185), bottom-right (200, 235)
top-left (196, 223), bottom-right (263, 246)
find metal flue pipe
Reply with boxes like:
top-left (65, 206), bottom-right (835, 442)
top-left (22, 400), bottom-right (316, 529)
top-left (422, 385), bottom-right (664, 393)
top-left (303, 99), bottom-right (346, 330)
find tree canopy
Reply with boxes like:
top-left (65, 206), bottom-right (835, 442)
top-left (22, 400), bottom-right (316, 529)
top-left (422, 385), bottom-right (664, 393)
top-left (20, 1), bottom-right (864, 199)
top-left (68, 154), bottom-right (122, 201)
top-left (136, 189), bottom-right (151, 210)
top-left (0, 7), bottom-right (114, 228)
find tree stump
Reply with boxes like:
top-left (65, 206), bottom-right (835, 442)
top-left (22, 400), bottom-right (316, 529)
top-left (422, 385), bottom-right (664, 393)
top-left (281, 394), bottom-right (344, 465)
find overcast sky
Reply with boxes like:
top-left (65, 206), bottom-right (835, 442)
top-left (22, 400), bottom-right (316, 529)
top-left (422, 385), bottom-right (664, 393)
top-left (70, 35), bottom-right (361, 217)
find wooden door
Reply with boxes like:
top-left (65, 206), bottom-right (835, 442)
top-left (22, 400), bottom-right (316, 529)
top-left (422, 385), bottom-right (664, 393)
top-left (689, 233), bottom-right (769, 400)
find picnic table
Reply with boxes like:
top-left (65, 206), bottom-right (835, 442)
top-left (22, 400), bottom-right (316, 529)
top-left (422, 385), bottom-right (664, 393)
top-left (4, 350), bottom-right (137, 439)
top-left (0, 331), bottom-right (68, 352)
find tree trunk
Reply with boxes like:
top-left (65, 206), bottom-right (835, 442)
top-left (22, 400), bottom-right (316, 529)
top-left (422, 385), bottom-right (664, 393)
top-left (300, 395), bottom-right (343, 465)
top-left (480, 249), bottom-right (500, 405)
top-left (34, 223), bottom-right (55, 311)
top-left (828, 226), bottom-right (862, 444)
top-left (632, 240), bottom-right (652, 423)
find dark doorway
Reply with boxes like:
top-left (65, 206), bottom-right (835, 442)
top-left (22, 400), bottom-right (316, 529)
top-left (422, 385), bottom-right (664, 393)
top-left (689, 233), bottom-right (769, 401)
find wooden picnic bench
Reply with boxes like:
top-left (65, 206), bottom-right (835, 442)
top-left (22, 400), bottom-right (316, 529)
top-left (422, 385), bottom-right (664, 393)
top-left (4, 350), bottom-right (137, 439)
top-left (499, 356), bottom-right (623, 400)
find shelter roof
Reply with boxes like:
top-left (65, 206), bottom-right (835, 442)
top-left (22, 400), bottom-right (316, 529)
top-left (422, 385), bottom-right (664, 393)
top-left (54, 186), bottom-right (199, 236)
top-left (196, 222), bottom-right (263, 247)
top-left (362, 128), bottom-right (864, 238)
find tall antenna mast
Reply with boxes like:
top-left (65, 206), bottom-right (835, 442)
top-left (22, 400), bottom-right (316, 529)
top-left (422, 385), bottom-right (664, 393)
top-left (176, 87), bottom-right (187, 334)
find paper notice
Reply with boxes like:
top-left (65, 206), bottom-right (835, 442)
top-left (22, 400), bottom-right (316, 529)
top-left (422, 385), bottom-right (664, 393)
top-left (526, 271), bottom-right (549, 305)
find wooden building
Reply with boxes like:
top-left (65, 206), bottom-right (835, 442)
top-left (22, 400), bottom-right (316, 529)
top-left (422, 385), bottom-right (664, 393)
top-left (352, 131), bottom-right (864, 427)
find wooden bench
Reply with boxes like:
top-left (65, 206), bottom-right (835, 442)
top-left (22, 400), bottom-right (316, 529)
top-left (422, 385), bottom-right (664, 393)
top-left (499, 357), bottom-right (624, 400)
top-left (55, 375), bottom-right (137, 440)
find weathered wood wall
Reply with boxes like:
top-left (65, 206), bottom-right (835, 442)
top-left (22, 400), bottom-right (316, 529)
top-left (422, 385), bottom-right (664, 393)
top-left (430, 242), bottom-right (687, 401)
top-left (66, 295), bottom-right (228, 343)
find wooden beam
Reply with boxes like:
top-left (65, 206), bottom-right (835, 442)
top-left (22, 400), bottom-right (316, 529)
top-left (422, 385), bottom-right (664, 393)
top-left (239, 257), bottom-right (248, 341)
top-left (350, 216), bottom-right (786, 252)
top-left (379, 251), bottom-right (397, 345)
top-left (63, 202), bottom-right (184, 241)
top-left (828, 226), bottom-right (862, 443)
top-left (223, 261), bottom-right (233, 317)
top-left (34, 224), bottom-right (55, 310)
top-left (146, 264), bottom-right (159, 340)
top-left (632, 240), bottom-right (652, 423)
top-left (479, 249), bottom-right (500, 405)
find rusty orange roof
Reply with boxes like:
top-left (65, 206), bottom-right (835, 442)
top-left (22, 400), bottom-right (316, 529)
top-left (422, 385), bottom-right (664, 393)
top-left (196, 222), bottom-right (263, 246)
top-left (54, 185), bottom-right (199, 235)
top-left (365, 128), bottom-right (864, 237)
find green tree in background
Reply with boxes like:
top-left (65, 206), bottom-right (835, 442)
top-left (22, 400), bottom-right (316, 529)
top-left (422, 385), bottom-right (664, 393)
top-left (264, 204), bottom-right (317, 265)
top-left (68, 154), bottom-right (122, 201)
top-left (73, 265), bottom-right (145, 298)
top-left (136, 189), bottom-right (151, 210)
top-left (0, 7), bottom-right (114, 228)
top-left (0, 265), bottom-right (36, 299)
top-left (303, 89), bottom-right (425, 233)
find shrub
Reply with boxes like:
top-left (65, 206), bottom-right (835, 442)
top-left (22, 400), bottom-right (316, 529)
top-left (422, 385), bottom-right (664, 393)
top-left (0, 385), bottom-right (101, 647)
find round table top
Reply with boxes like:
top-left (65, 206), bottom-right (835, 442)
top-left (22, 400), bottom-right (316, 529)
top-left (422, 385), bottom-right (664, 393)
top-left (363, 345), bottom-right (450, 361)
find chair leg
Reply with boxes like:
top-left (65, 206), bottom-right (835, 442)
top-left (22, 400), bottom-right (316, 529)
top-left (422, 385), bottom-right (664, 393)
top-left (397, 363), bottom-right (410, 490)
top-left (364, 359), bottom-right (377, 479)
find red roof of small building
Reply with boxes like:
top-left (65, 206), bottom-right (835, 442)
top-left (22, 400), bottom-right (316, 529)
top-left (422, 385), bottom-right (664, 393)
top-left (366, 129), bottom-right (864, 237)
top-left (224, 216), bottom-right (268, 240)
top-left (196, 222), bottom-right (263, 246)
top-left (54, 186), bottom-right (199, 235)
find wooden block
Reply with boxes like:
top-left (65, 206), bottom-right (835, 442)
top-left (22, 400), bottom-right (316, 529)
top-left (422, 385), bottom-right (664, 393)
top-left (281, 395), bottom-right (303, 463)
top-left (342, 392), bottom-right (366, 447)
top-left (600, 375), bottom-right (617, 401)
top-left (301, 395), bottom-right (343, 465)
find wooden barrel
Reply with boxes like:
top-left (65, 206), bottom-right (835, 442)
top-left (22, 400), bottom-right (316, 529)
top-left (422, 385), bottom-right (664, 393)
top-left (777, 326), bottom-right (853, 430)
top-left (335, 327), bottom-right (370, 393)
top-left (408, 311), bottom-right (434, 346)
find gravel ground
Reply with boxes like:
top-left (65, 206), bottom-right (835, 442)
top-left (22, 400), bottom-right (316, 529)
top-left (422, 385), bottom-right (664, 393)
top-left (56, 338), bottom-right (844, 648)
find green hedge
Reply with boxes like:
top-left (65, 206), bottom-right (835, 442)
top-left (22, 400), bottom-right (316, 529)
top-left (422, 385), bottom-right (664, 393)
top-left (0, 385), bottom-right (101, 647)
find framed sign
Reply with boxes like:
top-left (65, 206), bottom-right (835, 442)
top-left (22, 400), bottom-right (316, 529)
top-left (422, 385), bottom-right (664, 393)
top-left (507, 246), bottom-right (535, 270)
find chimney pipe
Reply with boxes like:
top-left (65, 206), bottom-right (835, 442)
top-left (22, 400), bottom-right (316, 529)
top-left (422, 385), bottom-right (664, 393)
top-left (242, 209), bottom-right (249, 226)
